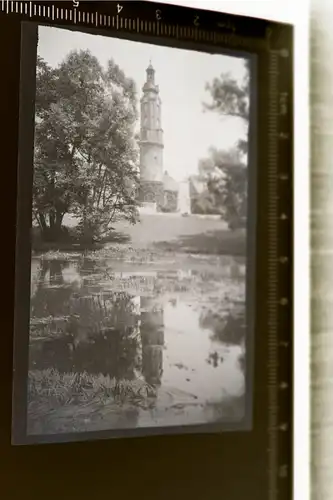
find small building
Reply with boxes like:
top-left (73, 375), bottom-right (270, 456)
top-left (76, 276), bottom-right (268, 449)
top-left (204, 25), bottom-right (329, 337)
top-left (162, 171), bottom-right (179, 212)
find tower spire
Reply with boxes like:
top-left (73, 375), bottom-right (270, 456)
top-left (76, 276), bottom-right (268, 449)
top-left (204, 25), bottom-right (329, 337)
top-left (146, 59), bottom-right (155, 84)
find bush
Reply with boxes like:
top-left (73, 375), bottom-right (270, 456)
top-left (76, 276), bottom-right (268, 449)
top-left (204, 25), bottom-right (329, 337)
top-left (28, 368), bottom-right (156, 407)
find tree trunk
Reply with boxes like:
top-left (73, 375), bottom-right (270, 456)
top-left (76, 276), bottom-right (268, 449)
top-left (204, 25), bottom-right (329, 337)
top-left (38, 213), bottom-right (47, 232)
top-left (41, 209), bottom-right (64, 242)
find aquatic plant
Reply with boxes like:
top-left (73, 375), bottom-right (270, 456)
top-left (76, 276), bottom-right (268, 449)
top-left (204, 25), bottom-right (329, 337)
top-left (28, 368), bottom-right (156, 408)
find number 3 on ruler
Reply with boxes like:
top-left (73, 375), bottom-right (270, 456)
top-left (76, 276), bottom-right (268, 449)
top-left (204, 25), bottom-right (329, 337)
top-left (156, 9), bottom-right (162, 20)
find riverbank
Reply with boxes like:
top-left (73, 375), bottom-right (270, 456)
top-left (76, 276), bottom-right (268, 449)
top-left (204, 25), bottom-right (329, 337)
top-left (28, 238), bottom-right (247, 436)
top-left (28, 367), bottom-right (245, 436)
top-left (32, 212), bottom-right (246, 256)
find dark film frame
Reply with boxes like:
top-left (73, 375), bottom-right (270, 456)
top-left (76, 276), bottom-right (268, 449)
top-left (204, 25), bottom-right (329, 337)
top-left (13, 22), bottom-right (257, 444)
top-left (0, 3), bottom-right (293, 500)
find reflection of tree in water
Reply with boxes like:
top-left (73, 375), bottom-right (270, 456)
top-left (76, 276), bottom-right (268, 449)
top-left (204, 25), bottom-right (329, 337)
top-left (238, 353), bottom-right (245, 374)
top-left (207, 394), bottom-right (245, 422)
top-left (200, 304), bottom-right (246, 346)
top-left (30, 260), bottom-right (142, 381)
top-left (206, 351), bottom-right (224, 368)
top-left (77, 258), bottom-right (97, 274)
top-left (30, 259), bottom-right (73, 320)
top-left (140, 297), bottom-right (164, 387)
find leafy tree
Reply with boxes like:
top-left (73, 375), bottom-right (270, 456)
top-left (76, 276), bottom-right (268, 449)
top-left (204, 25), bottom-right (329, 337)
top-left (203, 59), bottom-right (250, 156)
top-left (33, 50), bottom-right (139, 242)
top-left (198, 147), bottom-right (247, 225)
top-left (190, 158), bottom-right (218, 215)
top-left (201, 59), bottom-right (250, 226)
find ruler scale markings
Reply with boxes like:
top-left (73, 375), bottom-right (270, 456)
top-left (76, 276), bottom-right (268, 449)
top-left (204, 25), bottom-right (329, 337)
top-left (268, 51), bottom-right (280, 500)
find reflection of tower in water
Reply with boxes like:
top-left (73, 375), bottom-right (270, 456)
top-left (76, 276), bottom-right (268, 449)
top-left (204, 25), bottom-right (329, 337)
top-left (140, 297), bottom-right (164, 386)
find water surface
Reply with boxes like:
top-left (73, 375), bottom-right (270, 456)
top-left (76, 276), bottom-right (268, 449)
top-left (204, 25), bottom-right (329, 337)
top-left (29, 254), bottom-right (247, 433)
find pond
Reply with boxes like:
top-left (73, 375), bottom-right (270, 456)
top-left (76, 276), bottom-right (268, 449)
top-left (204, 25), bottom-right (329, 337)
top-left (28, 253), bottom-right (247, 435)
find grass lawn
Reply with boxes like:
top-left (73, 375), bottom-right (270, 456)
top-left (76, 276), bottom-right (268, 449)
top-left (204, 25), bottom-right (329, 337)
top-left (112, 213), bottom-right (246, 255)
top-left (32, 213), bottom-right (246, 256)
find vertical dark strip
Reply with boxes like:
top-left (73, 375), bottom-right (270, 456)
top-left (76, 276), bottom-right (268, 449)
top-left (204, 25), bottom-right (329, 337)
top-left (0, 14), bottom-right (21, 447)
top-left (11, 22), bottom-right (38, 444)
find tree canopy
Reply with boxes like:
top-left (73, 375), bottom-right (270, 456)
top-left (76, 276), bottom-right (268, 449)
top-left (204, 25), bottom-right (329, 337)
top-left (203, 58), bottom-right (250, 156)
top-left (34, 50), bottom-right (139, 242)
top-left (198, 59), bottom-right (250, 226)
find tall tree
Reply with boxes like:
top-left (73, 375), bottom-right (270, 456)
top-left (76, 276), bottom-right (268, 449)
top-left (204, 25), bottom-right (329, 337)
top-left (33, 50), bottom-right (139, 242)
top-left (201, 60), bottom-right (250, 226)
top-left (203, 59), bottom-right (250, 156)
top-left (198, 147), bottom-right (247, 224)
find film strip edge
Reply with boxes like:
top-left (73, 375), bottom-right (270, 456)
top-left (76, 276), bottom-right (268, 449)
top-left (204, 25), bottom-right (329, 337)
top-left (267, 26), bottom-right (293, 500)
top-left (0, 0), bottom-right (266, 49)
top-left (1, 1), bottom-right (293, 496)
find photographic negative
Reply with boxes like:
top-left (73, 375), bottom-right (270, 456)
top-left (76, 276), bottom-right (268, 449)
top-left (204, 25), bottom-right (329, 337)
top-left (13, 22), bottom-right (256, 443)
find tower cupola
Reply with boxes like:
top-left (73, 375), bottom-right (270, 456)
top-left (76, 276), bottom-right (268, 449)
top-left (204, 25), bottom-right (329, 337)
top-left (146, 61), bottom-right (155, 84)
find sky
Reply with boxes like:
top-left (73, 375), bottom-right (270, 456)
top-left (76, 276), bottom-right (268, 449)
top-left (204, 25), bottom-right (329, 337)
top-left (38, 26), bottom-right (248, 182)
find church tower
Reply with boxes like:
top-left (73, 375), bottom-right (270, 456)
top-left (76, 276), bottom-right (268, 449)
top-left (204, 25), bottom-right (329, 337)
top-left (138, 62), bottom-right (164, 212)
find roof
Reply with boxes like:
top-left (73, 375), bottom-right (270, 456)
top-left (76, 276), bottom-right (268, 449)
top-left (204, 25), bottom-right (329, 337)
top-left (163, 171), bottom-right (179, 192)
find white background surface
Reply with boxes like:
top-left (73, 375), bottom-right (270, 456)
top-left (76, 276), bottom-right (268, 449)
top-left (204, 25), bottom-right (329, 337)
top-left (152, 1), bottom-right (310, 500)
